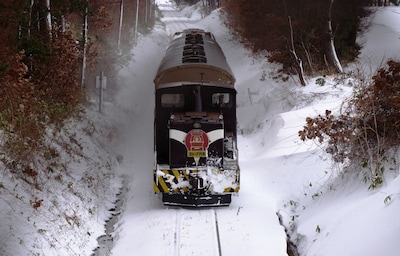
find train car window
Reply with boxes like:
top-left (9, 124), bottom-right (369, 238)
top-left (212, 93), bottom-right (231, 108)
top-left (161, 94), bottom-right (184, 108)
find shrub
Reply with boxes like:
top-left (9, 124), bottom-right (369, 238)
top-left (299, 60), bottom-right (400, 186)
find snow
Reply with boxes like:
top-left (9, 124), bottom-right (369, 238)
top-left (357, 7), bottom-right (400, 75)
top-left (0, 108), bottom-right (122, 256)
top-left (1, 1), bottom-right (400, 255)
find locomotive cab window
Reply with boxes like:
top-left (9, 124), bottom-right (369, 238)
top-left (212, 93), bottom-right (231, 108)
top-left (161, 94), bottom-right (184, 108)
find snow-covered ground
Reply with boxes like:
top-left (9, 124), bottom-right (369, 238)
top-left (1, 1), bottom-right (400, 255)
top-left (109, 2), bottom-right (400, 256)
top-left (109, 1), bottom-right (288, 255)
top-left (0, 107), bottom-right (122, 256)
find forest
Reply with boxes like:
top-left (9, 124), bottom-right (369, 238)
top-left (1, 2), bottom-right (400, 255)
top-left (0, 0), bottom-right (398, 160)
top-left (0, 0), bottom-right (156, 161)
top-left (222, 0), bottom-right (375, 84)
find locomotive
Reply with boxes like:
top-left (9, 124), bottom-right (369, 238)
top-left (153, 29), bottom-right (240, 207)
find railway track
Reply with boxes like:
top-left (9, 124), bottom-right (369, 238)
top-left (173, 209), bottom-right (222, 256)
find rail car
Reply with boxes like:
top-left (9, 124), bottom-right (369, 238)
top-left (153, 28), bottom-right (240, 207)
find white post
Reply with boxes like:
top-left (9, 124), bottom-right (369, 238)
top-left (99, 72), bottom-right (104, 113)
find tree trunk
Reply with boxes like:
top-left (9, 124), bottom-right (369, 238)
top-left (288, 16), bottom-right (306, 86)
top-left (28, 0), bottom-right (34, 38)
top-left (145, 0), bottom-right (148, 24)
top-left (61, 15), bottom-right (66, 32)
top-left (45, 0), bottom-right (52, 40)
top-left (81, 7), bottom-right (88, 87)
top-left (118, 0), bottom-right (124, 51)
top-left (135, 0), bottom-right (139, 41)
top-left (325, 0), bottom-right (343, 73)
top-left (34, 0), bottom-right (52, 41)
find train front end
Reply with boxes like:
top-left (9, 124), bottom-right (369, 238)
top-left (153, 29), bottom-right (239, 207)
top-left (154, 102), bottom-right (240, 207)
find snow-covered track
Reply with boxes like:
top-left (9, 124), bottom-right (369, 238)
top-left (173, 208), bottom-right (222, 256)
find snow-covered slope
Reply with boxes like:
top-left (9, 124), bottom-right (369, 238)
top-left (1, 1), bottom-right (400, 255)
top-left (110, 2), bottom-right (400, 256)
top-left (0, 107), bottom-right (121, 255)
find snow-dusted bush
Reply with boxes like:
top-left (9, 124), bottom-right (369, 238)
top-left (299, 60), bottom-right (400, 188)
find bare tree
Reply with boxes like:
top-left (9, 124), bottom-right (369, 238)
top-left (324, 0), bottom-right (343, 73)
top-left (28, 0), bottom-right (34, 38)
top-left (44, 0), bottom-right (52, 39)
top-left (118, 0), bottom-right (124, 50)
top-left (135, 0), bottom-right (139, 40)
top-left (81, 6), bottom-right (88, 87)
top-left (30, 0), bottom-right (52, 41)
top-left (288, 16), bottom-right (306, 86)
top-left (145, 0), bottom-right (148, 24)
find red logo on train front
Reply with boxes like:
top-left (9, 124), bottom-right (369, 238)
top-left (185, 129), bottom-right (209, 157)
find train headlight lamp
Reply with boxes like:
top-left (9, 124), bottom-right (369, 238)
top-left (193, 122), bottom-right (201, 128)
top-left (219, 114), bottom-right (223, 120)
top-left (170, 114), bottom-right (175, 120)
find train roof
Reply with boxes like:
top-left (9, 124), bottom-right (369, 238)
top-left (154, 29), bottom-right (235, 90)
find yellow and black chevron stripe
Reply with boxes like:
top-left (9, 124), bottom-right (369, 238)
top-left (153, 169), bottom-right (190, 193)
top-left (153, 169), bottom-right (240, 194)
top-left (223, 186), bottom-right (240, 193)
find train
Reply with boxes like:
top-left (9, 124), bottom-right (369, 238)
top-left (153, 28), bottom-right (240, 207)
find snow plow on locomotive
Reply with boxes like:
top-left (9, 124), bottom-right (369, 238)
top-left (153, 29), bottom-right (240, 207)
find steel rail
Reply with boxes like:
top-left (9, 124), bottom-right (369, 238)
top-left (213, 209), bottom-right (223, 256)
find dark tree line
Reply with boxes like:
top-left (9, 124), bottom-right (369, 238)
top-left (0, 0), bottom-right (156, 160)
top-left (223, 0), bottom-right (374, 84)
